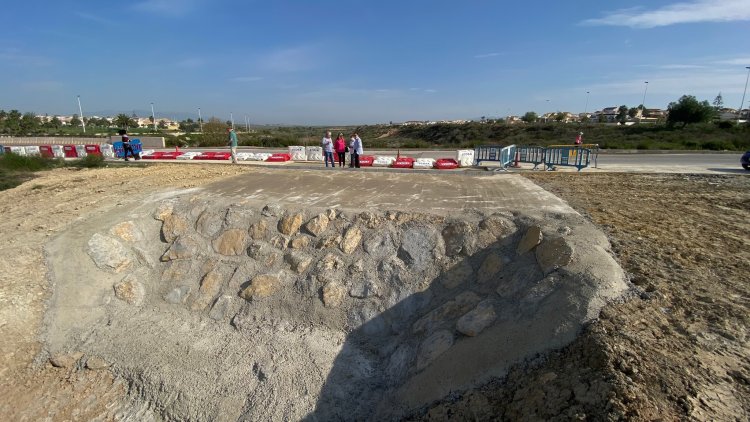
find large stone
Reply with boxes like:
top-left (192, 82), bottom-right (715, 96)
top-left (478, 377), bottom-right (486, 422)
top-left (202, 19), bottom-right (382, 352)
top-left (358, 211), bottom-right (382, 229)
top-left (278, 213), bottom-right (304, 235)
top-left (322, 282), bottom-right (346, 308)
top-left (340, 226), bottom-right (362, 254)
top-left (164, 285), bottom-right (192, 304)
top-left (477, 252), bottom-right (504, 284)
top-left (318, 253), bottom-right (343, 271)
top-left (316, 234), bottom-right (342, 249)
top-left (289, 236), bottom-right (311, 249)
top-left (412, 291), bottom-right (481, 334)
top-left (191, 269), bottom-right (225, 311)
top-left (442, 221), bottom-right (477, 257)
top-left (248, 242), bottom-right (281, 267)
top-left (456, 300), bottom-right (497, 336)
top-left (161, 213), bottom-right (190, 243)
top-left (154, 202), bottom-right (174, 221)
top-left (224, 205), bottom-right (253, 228)
top-left (535, 236), bottom-right (574, 274)
top-left (240, 274), bottom-right (281, 299)
top-left (161, 235), bottom-right (200, 261)
top-left (195, 210), bottom-right (224, 238)
top-left (109, 221), bottom-right (143, 242)
top-left (517, 225), bottom-right (543, 255)
top-left (49, 352), bottom-right (84, 369)
top-left (440, 260), bottom-right (474, 289)
top-left (113, 275), bottom-right (146, 306)
top-left (248, 220), bottom-right (269, 240)
top-left (478, 214), bottom-right (517, 247)
top-left (213, 229), bottom-right (248, 255)
top-left (285, 251), bottom-right (313, 274)
top-left (377, 257), bottom-right (407, 284)
top-left (363, 232), bottom-right (396, 259)
top-left (85, 356), bottom-right (110, 370)
top-left (385, 345), bottom-right (414, 384)
top-left (262, 203), bottom-right (282, 217)
top-left (398, 226), bottom-right (443, 271)
top-left (325, 208), bottom-right (337, 221)
top-left (161, 261), bottom-right (192, 284)
top-left (417, 330), bottom-right (454, 370)
top-left (87, 233), bottom-right (133, 273)
top-left (349, 278), bottom-right (380, 299)
top-left (268, 235), bottom-right (288, 251)
top-left (209, 295), bottom-right (233, 321)
top-left (304, 214), bottom-right (329, 237)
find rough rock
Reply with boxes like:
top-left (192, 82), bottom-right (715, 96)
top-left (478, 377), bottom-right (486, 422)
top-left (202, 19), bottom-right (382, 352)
top-left (161, 235), bottom-right (200, 261)
top-left (363, 232), bottom-right (396, 259)
top-left (289, 236), bottom-right (311, 249)
top-left (522, 274), bottom-right (559, 306)
top-left (224, 205), bottom-right (253, 228)
top-left (248, 220), bottom-right (268, 240)
top-left (478, 214), bottom-right (517, 247)
top-left (195, 210), bottom-right (224, 238)
top-left (240, 274), bottom-right (281, 299)
top-left (316, 234), bottom-right (342, 249)
top-left (304, 214), bottom-right (329, 237)
top-left (161, 213), bottom-right (190, 243)
top-left (161, 261), bottom-right (192, 284)
top-left (154, 202), bottom-right (174, 221)
top-left (285, 251), bottom-right (313, 274)
top-left (109, 221), bottom-right (143, 242)
top-left (340, 226), bottom-right (362, 254)
top-left (247, 242), bottom-right (281, 267)
top-left (378, 257), bottom-right (407, 285)
top-left (442, 221), bottom-right (477, 256)
top-left (440, 260), bottom-right (474, 289)
top-left (278, 213), bottom-right (304, 235)
top-left (85, 356), bottom-right (110, 370)
top-left (349, 278), bottom-right (380, 299)
top-left (456, 300), bottom-right (497, 336)
top-left (208, 295), bottom-right (233, 321)
top-left (322, 282), bottom-right (346, 308)
top-left (477, 253), bottom-right (504, 284)
top-left (87, 233), bottom-right (134, 273)
top-left (213, 229), bottom-right (248, 256)
top-left (398, 226), bottom-right (443, 271)
top-left (517, 225), bottom-right (543, 255)
top-left (261, 203), bottom-right (282, 217)
top-left (164, 285), bottom-right (192, 304)
top-left (535, 236), bottom-right (574, 274)
top-left (385, 345), bottom-right (414, 384)
top-left (417, 330), bottom-right (454, 370)
top-left (325, 208), bottom-right (337, 221)
top-left (318, 253), bottom-right (343, 272)
top-left (49, 352), bottom-right (84, 369)
top-left (113, 275), bottom-right (146, 306)
top-left (412, 291), bottom-right (481, 334)
top-left (358, 211), bottom-right (382, 229)
top-left (268, 235), bottom-right (288, 251)
top-left (190, 269), bottom-right (225, 311)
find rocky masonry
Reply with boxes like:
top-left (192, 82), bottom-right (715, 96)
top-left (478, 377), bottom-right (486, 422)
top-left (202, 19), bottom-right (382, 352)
top-left (43, 192), bottom-right (627, 421)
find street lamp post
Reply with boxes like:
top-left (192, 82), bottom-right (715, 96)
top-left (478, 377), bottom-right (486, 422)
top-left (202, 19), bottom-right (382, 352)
top-left (150, 102), bottom-right (157, 132)
top-left (738, 66), bottom-right (750, 123)
top-left (584, 91), bottom-right (590, 115)
top-left (230, 112), bottom-right (234, 129)
top-left (77, 95), bottom-right (86, 133)
top-left (245, 115), bottom-right (249, 132)
top-left (639, 81), bottom-right (648, 123)
top-left (197, 107), bottom-right (203, 133)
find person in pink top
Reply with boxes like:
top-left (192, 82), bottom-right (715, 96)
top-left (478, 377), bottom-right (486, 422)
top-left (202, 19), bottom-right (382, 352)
top-left (334, 133), bottom-right (347, 167)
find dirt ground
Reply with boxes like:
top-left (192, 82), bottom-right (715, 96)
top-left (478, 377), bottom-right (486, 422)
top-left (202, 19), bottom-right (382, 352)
top-left (1, 164), bottom-right (748, 421)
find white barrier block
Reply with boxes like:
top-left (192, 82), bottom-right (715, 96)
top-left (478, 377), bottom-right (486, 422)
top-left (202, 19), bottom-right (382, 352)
top-left (176, 152), bottom-right (201, 160)
top-left (140, 149), bottom-right (155, 158)
top-left (288, 146), bottom-right (307, 161)
top-left (101, 144), bottom-right (115, 158)
top-left (456, 149), bottom-right (475, 167)
top-left (373, 155), bottom-right (396, 167)
top-left (236, 152), bottom-right (254, 161)
top-left (24, 146), bottom-right (41, 156)
top-left (413, 158), bottom-right (435, 169)
top-left (249, 153), bottom-right (272, 161)
top-left (306, 146), bottom-right (323, 161)
top-left (10, 146), bottom-right (27, 156)
top-left (51, 145), bottom-right (65, 158)
top-left (75, 145), bottom-right (87, 157)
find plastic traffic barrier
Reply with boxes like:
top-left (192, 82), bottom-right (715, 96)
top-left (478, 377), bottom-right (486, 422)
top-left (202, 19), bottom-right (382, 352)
top-left (142, 152), bottom-right (167, 159)
top-left (75, 145), bottom-right (88, 157)
top-left (391, 157), bottom-right (415, 168)
top-left (266, 153), bottom-right (292, 162)
top-left (434, 158), bottom-right (459, 169)
top-left (10, 146), bottom-right (27, 156)
top-left (176, 151), bottom-right (202, 160)
top-left (413, 158), bottom-right (435, 169)
top-left (84, 144), bottom-right (102, 156)
top-left (248, 153), bottom-right (272, 161)
top-left (100, 144), bottom-right (115, 158)
top-left (306, 146), bottom-right (323, 161)
top-left (288, 146), bottom-right (306, 161)
top-left (456, 149), bottom-right (475, 167)
top-left (24, 146), bottom-right (42, 156)
top-left (358, 155), bottom-right (374, 167)
top-left (373, 155), bottom-right (396, 167)
top-left (160, 151), bottom-right (184, 159)
top-left (63, 145), bottom-right (78, 158)
top-left (39, 145), bottom-right (54, 158)
top-left (0, 145), bottom-right (5, 155)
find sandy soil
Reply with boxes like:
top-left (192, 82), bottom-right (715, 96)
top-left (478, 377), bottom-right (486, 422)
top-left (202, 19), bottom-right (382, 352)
top-left (1, 165), bottom-right (748, 420)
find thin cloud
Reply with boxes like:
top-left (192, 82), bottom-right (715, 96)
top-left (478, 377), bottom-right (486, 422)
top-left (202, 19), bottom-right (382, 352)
top-left (21, 80), bottom-right (64, 92)
top-left (132, 0), bottom-right (202, 17)
top-left (474, 52), bottom-right (500, 59)
top-left (714, 57), bottom-right (750, 66)
top-left (261, 46), bottom-right (320, 72)
top-left (231, 76), bottom-right (263, 82)
top-left (176, 57), bottom-right (205, 68)
top-left (0, 49), bottom-right (53, 67)
top-left (75, 12), bottom-right (115, 25)
top-left (582, 0), bottom-right (750, 28)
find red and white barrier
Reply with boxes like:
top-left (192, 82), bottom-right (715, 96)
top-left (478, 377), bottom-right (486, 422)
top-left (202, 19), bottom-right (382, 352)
top-left (391, 157), bottom-right (415, 168)
top-left (63, 145), bottom-right (78, 158)
top-left (434, 158), bottom-right (459, 169)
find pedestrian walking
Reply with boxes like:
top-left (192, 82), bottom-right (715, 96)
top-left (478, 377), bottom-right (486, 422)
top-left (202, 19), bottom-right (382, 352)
top-left (334, 133), bottom-right (347, 167)
top-left (227, 128), bottom-right (239, 163)
top-left (322, 131), bottom-right (335, 168)
top-left (575, 131), bottom-right (583, 147)
top-left (119, 129), bottom-right (137, 161)
top-left (351, 132), bottom-right (363, 168)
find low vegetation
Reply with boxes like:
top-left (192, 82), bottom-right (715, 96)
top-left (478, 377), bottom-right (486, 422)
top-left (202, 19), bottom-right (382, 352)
top-left (0, 153), bottom-right (108, 191)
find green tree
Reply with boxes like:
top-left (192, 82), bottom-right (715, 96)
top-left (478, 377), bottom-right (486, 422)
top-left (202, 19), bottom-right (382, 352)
top-left (628, 107), bottom-right (639, 118)
top-left (113, 113), bottom-right (137, 128)
top-left (158, 119), bottom-right (168, 129)
top-left (521, 111), bottom-right (538, 123)
top-left (70, 114), bottom-right (81, 128)
top-left (667, 95), bottom-right (716, 127)
top-left (20, 113), bottom-right (41, 132)
top-left (712, 92), bottom-right (723, 110)
top-left (616, 105), bottom-right (628, 123)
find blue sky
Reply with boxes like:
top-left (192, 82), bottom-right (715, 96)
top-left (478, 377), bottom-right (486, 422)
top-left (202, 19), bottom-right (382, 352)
top-left (1, 0), bottom-right (749, 124)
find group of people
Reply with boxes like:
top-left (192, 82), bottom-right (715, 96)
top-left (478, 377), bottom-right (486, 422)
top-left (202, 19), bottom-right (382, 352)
top-left (321, 131), bottom-right (363, 168)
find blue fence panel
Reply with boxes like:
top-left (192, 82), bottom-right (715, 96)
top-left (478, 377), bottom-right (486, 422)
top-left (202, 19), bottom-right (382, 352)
top-left (516, 146), bottom-right (546, 168)
top-left (474, 145), bottom-right (504, 165)
top-left (500, 145), bottom-right (516, 168)
top-left (112, 139), bottom-right (143, 158)
top-left (544, 147), bottom-right (592, 171)
top-left (0, 145), bottom-right (4, 155)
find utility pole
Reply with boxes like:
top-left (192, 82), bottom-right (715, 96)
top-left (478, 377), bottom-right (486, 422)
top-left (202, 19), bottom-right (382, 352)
top-left (738, 66), bottom-right (750, 123)
top-left (151, 102), bottom-right (157, 132)
top-left (230, 112), bottom-right (234, 129)
top-left (639, 81), bottom-right (648, 123)
top-left (198, 107), bottom-right (203, 132)
top-left (77, 95), bottom-right (86, 133)
top-left (245, 115), bottom-right (250, 132)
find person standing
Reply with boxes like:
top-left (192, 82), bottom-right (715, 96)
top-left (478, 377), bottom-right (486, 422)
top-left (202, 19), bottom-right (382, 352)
top-left (334, 133), bottom-right (347, 167)
top-left (348, 135), bottom-right (356, 168)
top-left (119, 129), bottom-right (135, 161)
top-left (321, 131), bottom-right (335, 168)
top-left (351, 132), bottom-right (363, 168)
top-left (227, 127), bottom-right (238, 164)
top-left (575, 131), bottom-right (583, 147)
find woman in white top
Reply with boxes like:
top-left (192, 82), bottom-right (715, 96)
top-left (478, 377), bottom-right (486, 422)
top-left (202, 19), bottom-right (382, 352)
top-left (321, 131), bottom-right (335, 168)
top-left (350, 132), bottom-right (363, 168)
